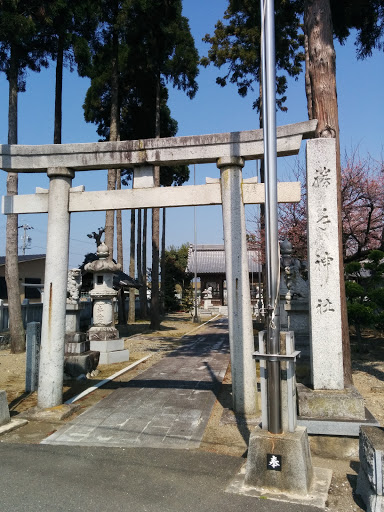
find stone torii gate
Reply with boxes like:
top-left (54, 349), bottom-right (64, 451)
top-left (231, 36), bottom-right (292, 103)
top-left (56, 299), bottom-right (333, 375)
top-left (1, 120), bottom-right (316, 413)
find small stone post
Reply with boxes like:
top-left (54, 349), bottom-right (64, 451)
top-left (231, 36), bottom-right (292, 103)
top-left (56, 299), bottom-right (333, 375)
top-left (0, 390), bottom-right (11, 426)
top-left (218, 156), bottom-right (257, 415)
top-left (357, 426), bottom-right (384, 512)
top-left (22, 298), bottom-right (29, 327)
top-left (26, 322), bottom-right (41, 392)
top-left (0, 299), bottom-right (4, 330)
top-left (38, 167), bottom-right (74, 409)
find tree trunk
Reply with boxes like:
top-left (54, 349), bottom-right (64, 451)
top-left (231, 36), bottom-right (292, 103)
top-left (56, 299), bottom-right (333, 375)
top-left (105, 22), bottom-right (120, 259)
top-left (116, 170), bottom-right (123, 267)
top-left (116, 169), bottom-right (125, 325)
top-left (151, 206), bottom-right (160, 329)
top-left (142, 209), bottom-right (148, 318)
top-left (304, 33), bottom-right (313, 120)
top-left (160, 207), bottom-right (166, 313)
top-left (355, 324), bottom-right (369, 353)
top-left (150, 76), bottom-right (161, 329)
top-left (117, 288), bottom-right (126, 324)
top-left (128, 209), bottom-right (136, 323)
top-left (54, 34), bottom-right (64, 145)
top-left (6, 48), bottom-right (25, 353)
top-left (104, 179), bottom-right (116, 258)
top-left (137, 209), bottom-right (145, 318)
top-left (137, 209), bottom-right (142, 313)
top-left (304, 0), bottom-right (352, 386)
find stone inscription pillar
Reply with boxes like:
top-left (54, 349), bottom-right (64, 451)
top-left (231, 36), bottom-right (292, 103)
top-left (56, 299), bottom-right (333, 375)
top-left (218, 156), bottom-right (257, 415)
top-left (307, 139), bottom-right (344, 390)
top-left (38, 167), bottom-right (74, 408)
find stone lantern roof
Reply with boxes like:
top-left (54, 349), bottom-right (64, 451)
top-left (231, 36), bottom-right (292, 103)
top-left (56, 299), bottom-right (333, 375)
top-left (84, 243), bottom-right (121, 274)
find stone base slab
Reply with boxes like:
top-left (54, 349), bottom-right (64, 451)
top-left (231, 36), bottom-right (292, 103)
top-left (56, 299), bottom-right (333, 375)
top-left (309, 434), bottom-right (359, 459)
top-left (199, 311), bottom-right (213, 319)
top-left (297, 383), bottom-right (366, 420)
top-left (220, 408), bottom-right (261, 426)
top-left (65, 341), bottom-right (90, 354)
top-left (90, 339), bottom-right (124, 352)
top-left (244, 426), bottom-right (313, 495)
top-left (0, 417), bottom-right (28, 435)
top-left (228, 424), bottom-right (331, 510)
top-left (64, 351), bottom-right (100, 377)
top-left (228, 464), bottom-right (331, 509)
top-left (98, 349), bottom-right (130, 365)
top-left (298, 407), bottom-right (379, 437)
top-left (19, 404), bottom-right (81, 422)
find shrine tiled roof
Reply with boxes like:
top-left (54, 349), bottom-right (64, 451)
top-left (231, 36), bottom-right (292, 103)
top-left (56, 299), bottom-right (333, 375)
top-left (186, 244), bottom-right (261, 274)
top-left (0, 254), bottom-right (45, 265)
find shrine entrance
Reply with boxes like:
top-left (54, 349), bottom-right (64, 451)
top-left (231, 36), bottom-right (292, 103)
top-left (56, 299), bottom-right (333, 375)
top-left (1, 120), bottom-right (315, 414)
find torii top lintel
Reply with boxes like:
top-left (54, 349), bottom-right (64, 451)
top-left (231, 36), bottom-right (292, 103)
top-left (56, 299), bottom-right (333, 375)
top-left (0, 120), bottom-right (317, 173)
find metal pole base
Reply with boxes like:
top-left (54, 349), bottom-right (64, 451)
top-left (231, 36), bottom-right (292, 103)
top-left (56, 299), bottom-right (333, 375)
top-left (245, 425), bottom-right (313, 495)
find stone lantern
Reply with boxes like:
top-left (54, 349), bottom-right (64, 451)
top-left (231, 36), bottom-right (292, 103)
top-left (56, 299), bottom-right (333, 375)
top-left (85, 243), bottom-right (130, 364)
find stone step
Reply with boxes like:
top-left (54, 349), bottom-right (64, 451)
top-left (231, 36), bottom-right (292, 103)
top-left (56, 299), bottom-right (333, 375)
top-left (98, 349), bottom-right (130, 365)
top-left (90, 339), bottom-right (125, 352)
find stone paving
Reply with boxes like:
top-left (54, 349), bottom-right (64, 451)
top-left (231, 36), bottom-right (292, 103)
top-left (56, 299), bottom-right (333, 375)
top-left (42, 317), bottom-right (230, 449)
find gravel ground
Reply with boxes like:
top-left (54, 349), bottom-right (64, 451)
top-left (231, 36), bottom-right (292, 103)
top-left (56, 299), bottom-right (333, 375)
top-left (0, 315), bottom-right (383, 512)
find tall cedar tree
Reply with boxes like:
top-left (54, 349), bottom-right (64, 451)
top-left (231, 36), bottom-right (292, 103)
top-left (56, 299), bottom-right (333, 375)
top-left (202, 1), bottom-right (384, 113)
top-left (201, 0), bottom-right (305, 114)
top-left (41, 0), bottom-right (98, 144)
top-left (0, 1), bottom-right (49, 352)
top-left (122, 0), bottom-right (198, 330)
top-left (84, 0), bottom-right (198, 330)
top-left (81, 0), bottom-right (125, 260)
top-left (204, 0), bottom-right (384, 386)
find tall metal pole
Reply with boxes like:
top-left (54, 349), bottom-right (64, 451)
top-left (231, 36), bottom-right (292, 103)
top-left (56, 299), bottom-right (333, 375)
top-left (193, 164), bottom-right (199, 322)
top-left (261, 0), bottom-right (282, 434)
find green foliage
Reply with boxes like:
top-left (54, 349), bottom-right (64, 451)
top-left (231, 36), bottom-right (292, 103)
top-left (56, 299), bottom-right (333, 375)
top-left (346, 302), bottom-right (375, 328)
top-left (201, 0), bottom-right (305, 112)
top-left (331, 0), bottom-right (384, 58)
top-left (345, 250), bottom-right (384, 339)
top-left (163, 244), bottom-right (193, 312)
top-left (83, 0), bottom-right (199, 131)
top-left (202, 0), bottom-right (384, 113)
top-left (345, 261), bottom-right (362, 275)
top-left (40, 0), bottom-right (98, 73)
top-left (181, 283), bottom-right (193, 312)
top-left (82, 0), bottom-right (197, 186)
top-left (0, 0), bottom-right (50, 90)
top-left (345, 280), bottom-right (364, 300)
top-left (122, 0), bottom-right (199, 98)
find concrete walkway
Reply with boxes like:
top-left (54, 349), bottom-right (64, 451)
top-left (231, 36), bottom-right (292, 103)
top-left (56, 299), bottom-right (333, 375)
top-left (2, 317), bottom-right (324, 511)
top-left (43, 317), bottom-right (230, 449)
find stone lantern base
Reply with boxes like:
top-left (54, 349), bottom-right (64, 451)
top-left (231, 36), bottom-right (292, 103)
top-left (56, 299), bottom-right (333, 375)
top-left (88, 326), bottom-right (129, 365)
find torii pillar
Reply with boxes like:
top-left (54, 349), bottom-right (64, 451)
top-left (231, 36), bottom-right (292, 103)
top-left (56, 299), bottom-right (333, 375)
top-left (38, 167), bottom-right (74, 408)
top-left (218, 156), bottom-right (257, 415)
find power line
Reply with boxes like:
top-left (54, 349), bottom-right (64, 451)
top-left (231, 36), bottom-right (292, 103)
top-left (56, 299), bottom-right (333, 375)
top-left (32, 226), bottom-right (96, 246)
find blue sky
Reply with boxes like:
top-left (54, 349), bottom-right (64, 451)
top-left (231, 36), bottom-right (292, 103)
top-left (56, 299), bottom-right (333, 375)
top-left (0, 1), bottom-right (383, 270)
